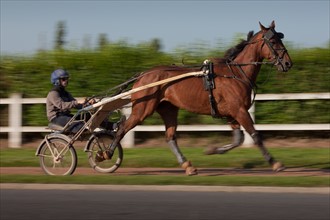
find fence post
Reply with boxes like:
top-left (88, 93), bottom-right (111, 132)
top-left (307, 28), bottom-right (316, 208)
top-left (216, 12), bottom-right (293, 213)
top-left (120, 107), bottom-right (135, 148)
top-left (8, 93), bottom-right (22, 148)
top-left (242, 103), bottom-right (255, 147)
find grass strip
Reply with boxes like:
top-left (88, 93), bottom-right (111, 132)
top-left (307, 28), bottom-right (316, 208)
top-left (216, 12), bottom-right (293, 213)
top-left (1, 174), bottom-right (329, 187)
top-left (1, 147), bottom-right (329, 169)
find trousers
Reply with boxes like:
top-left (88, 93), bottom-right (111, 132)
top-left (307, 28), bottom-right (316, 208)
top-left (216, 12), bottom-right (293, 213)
top-left (51, 114), bottom-right (84, 133)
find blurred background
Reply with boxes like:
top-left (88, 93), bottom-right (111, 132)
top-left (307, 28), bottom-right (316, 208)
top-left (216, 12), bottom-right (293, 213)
top-left (0, 1), bottom-right (329, 148)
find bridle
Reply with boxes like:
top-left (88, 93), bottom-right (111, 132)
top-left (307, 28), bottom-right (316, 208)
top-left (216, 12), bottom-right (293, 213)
top-left (224, 28), bottom-right (288, 104)
top-left (262, 29), bottom-right (288, 68)
top-left (228, 28), bottom-right (287, 67)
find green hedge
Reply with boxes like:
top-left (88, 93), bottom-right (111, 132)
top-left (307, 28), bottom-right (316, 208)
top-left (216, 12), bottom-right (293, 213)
top-left (0, 43), bottom-right (329, 126)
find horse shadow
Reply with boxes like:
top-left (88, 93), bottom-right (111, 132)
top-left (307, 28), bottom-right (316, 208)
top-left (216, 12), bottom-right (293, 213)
top-left (286, 162), bottom-right (330, 170)
top-left (125, 161), bottom-right (330, 176)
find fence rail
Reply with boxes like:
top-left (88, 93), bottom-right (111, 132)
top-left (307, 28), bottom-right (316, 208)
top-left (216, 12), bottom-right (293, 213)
top-left (1, 93), bottom-right (329, 148)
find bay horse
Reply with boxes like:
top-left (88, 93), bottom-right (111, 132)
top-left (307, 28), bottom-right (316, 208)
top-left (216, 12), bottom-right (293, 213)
top-left (112, 21), bottom-right (292, 175)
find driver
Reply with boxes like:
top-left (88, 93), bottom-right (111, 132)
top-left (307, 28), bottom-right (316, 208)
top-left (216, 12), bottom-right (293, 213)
top-left (47, 69), bottom-right (124, 133)
top-left (46, 69), bottom-right (90, 133)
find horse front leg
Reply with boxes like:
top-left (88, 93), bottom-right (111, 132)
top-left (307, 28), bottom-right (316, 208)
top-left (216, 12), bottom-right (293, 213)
top-left (205, 119), bottom-right (244, 155)
top-left (250, 132), bottom-right (285, 172)
top-left (235, 109), bottom-right (285, 172)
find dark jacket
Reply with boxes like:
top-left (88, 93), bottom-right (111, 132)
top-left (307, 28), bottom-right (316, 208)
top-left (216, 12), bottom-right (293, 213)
top-left (46, 86), bottom-right (82, 121)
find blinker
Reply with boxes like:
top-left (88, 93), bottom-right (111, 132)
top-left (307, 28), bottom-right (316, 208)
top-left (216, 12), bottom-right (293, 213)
top-left (277, 32), bottom-right (284, 39)
top-left (264, 29), bottom-right (284, 40)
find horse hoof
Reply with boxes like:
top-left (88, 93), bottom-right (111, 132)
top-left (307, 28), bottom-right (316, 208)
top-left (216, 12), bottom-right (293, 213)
top-left (204, 147), bottom-right (217, 155)
top-left (273, 162), bottom-right (286, 172)
top-left (204, 147), bottom-right (227, 155)
top-left (216, 148), bottom-right (227, 154)
top-left (204, 147), bottom-right (216, 155)
top-left (103, 151), bottom-right (113, 160)
top-left (181, 161), bottom-right (198, 176)
top-left (186, 166), bottom-right (198, 176)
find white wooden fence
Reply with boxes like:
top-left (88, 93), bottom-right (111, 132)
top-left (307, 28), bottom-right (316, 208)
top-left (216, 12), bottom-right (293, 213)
top-left (0, 93), bottom-right (329, 148)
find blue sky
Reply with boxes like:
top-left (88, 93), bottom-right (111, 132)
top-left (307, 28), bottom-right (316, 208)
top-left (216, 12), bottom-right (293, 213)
top-left (1, 0), bottom-right (329, 54)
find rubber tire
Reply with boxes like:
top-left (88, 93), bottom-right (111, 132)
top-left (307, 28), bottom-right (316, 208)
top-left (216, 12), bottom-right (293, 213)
top-left (39, 136), bottom-right (77, 175)
top-left (86, 132), bottom-right (123, 173)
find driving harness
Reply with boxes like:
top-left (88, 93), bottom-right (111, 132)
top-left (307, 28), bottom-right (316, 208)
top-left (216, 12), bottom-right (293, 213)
top-left (201, 61), bottom-right (219, 118)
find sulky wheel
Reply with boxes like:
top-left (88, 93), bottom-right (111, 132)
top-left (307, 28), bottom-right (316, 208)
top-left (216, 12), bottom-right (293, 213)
top-left (85, 131), bottom-right (123, 173)
top-left (37, 135), bottom-right (77, 175)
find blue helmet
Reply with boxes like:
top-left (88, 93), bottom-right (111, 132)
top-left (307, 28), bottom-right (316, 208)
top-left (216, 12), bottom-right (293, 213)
top-left (51, 69), bottom-right (69, 85)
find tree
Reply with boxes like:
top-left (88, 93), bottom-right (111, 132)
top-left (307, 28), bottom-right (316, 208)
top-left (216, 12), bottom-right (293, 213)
top-left (54, 21), bottom-right (67, 50)
top-left (150, 38), bottom-right (162, 52)
top-left (97, 33), bottom-right (109, 50)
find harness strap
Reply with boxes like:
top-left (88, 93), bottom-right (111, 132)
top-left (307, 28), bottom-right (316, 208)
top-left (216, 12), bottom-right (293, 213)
top-left (202, 61), bottom-right (220, 118)
top-left (225, 61), bottom-right (258, 106)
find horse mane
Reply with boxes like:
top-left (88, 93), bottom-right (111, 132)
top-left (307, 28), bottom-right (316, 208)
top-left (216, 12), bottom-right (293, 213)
top-left (224, 31), bottom-right (255, 61)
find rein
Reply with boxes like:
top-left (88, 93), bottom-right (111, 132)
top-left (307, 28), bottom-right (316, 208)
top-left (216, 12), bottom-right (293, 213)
top-left (223, 59), bottom-right (276, 106)
top-left (228, 61), bottom-right (274, 66)
top-left (88, 72), bottom-right (143, 101)
top-left (224, 62), bottom-right (258, 105)
top-left (218, 28), bottom-right (286, 105)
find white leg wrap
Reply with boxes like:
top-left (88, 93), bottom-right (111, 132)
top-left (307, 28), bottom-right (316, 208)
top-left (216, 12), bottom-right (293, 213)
top-left (168, 140), bottom-right (186, 164)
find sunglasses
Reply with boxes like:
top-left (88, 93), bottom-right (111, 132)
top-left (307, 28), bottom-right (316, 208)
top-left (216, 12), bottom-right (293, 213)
top-left (60, 77), bottom-right (69, 81)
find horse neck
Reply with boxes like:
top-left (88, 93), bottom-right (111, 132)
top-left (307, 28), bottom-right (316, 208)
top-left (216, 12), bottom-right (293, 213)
top-left (232, 43), bottom-right (264, 82)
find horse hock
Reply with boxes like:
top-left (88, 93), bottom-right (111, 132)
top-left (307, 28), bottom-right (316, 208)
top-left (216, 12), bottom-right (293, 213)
top-left (204, 129), bottom-right (244, 155)
top-left (168, 140), bottom-right (198, 176)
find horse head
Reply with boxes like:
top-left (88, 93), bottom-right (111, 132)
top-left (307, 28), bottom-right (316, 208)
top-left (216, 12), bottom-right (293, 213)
top-left (257, 21), bottom-right (292, 72)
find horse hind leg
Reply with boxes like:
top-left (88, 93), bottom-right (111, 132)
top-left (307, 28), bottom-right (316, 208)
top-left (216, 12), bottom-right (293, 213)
top-left (168, 139), bottom-right (197, 176)
top-left (205, 120), bottom-right (244, 155)
top-left (104, 116), bottom-right (128, 159)
top-left (107, 102), bottom-right (155, 158)
top-left (157, 102), bottom-right (197, 176)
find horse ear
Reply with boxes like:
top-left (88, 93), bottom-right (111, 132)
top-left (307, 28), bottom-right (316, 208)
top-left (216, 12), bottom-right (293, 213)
top-left (259, 22), bottom-right (267, 31)
top-left (270, 20), bottom-right (276, 29)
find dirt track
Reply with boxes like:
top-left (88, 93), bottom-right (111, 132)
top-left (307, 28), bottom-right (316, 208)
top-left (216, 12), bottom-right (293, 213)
top-left (2, 137), bottom-right (329, 177)
top-left (1, 167), bottom-right (329, 177)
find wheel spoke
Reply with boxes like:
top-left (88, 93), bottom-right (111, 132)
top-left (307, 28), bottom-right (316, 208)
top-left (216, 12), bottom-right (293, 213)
top-left (86, 132), bottom-right (123, 173)
top-left (38, 136), bottom-right (77, 175)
